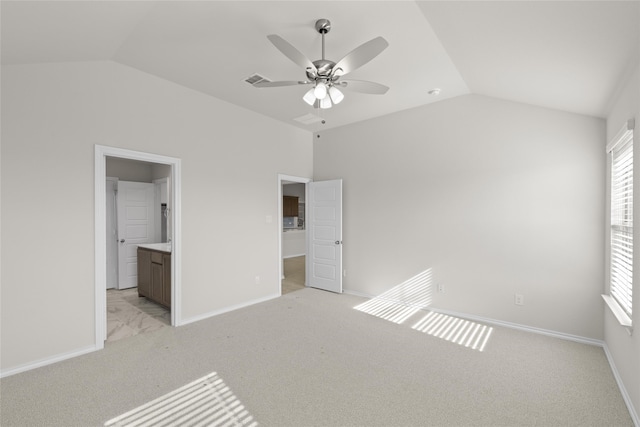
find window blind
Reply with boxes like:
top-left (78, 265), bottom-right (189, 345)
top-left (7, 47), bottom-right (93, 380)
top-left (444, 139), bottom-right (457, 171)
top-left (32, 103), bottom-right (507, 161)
top-left (609, 123), bottom-right (634, 319)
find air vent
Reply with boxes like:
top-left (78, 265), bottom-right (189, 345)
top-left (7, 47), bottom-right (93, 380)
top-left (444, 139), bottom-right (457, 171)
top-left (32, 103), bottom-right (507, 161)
top-left (294, 114), bottom-right (323, 125)
top-left (244, 73), bottom-right (271, 85)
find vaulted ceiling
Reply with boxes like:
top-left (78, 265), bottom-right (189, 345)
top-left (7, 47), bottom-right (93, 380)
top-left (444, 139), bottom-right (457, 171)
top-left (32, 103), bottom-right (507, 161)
top-left (2, 1), bottom-right (638, 132)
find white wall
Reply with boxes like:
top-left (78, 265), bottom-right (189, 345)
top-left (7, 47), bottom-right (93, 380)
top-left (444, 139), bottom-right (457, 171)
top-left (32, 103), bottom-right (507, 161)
top-left (0, 60), bottom-right (313, 372)
top-left (283, 183), bottom-right (305, 201)
top-left (282, 230), bottom-right (306, 258)
top-left (314, 94), bottom-right (605, 339)
top-left (151, 163), bottom-right (171, 181)
top-left (106, 157), bottom-right (153, 182)
top-left (605, 62), bottom-right (640, 422)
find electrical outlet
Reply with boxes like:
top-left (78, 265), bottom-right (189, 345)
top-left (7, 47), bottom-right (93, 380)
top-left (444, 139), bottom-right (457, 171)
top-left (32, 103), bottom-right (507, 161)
top-left (255, 276), bottom-right (261, 285)
top-left (437, 283), bottom-right (445, 293)
top-left (515, 294), bottom-right (524, 306)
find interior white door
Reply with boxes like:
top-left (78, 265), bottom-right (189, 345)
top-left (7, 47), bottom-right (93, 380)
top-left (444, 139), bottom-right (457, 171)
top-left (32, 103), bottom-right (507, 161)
top-left (307, 179), bottom-right (343, 293)
top-left (117, 181), bottom-right (156, 290)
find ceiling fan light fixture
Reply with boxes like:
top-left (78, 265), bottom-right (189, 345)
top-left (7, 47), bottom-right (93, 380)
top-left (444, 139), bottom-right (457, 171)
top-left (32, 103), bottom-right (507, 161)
top-left (314, 81), bottom-right (328, 99)
top-left (261, 19), bottom-right (389, 111)
top-left (329, 86), bottom-right (344, 104)
top-left (320, 96), bottom-right (332, 109)
top-left (303, 88), bottom-right (316, 106)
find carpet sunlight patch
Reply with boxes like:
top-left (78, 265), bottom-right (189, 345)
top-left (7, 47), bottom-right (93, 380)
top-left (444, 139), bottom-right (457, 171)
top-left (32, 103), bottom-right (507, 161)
top-left (412, 311), bottom-right (493, 352)
top-left (354, 299), bottom-right (422, 324)
top-left (104, 372), bottom-right (258, 427)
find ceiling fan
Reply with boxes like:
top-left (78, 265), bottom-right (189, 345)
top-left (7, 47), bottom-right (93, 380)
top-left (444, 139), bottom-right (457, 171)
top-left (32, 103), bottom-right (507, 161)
top-left (254, 18), bottom-right (389, 109)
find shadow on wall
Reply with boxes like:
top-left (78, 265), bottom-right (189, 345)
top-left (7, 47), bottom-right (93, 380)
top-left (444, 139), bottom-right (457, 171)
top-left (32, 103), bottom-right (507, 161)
top-left (354, 268), bottom-right (493, 352)
top-left (354, 269), bottom-right (433, 323)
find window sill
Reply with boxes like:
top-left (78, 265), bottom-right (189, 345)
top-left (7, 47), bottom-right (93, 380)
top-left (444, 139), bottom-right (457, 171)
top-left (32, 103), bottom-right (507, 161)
top-left (602, 295), bottom-right (633, 335)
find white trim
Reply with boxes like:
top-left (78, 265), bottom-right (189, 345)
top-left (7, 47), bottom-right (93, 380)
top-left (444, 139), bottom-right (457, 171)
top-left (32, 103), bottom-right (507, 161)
top-left (95, 145), bottom-right (183, 346)
top-left (602, 294), bottom-right (633, 332)
top-left (607, 118), bottom-right (635, 153)
top-left (343, 289), bottom-right (603, 346)
top-left (95, 148), bottom-right (107, 350)
top-left (602, 343), bottom-right (640, 427)
top-left (428, 307), bottom-right (604, 347)
top-left (277, 174), bottom-right (311, 296)
top-left (343, 289), bottom-right (374, 299)
top-left (0, 345), bottom-right (97, 378)
top-left (181, 294), bottom-right (280, 326)
top-left (172, 160), bottom-right (182, 326)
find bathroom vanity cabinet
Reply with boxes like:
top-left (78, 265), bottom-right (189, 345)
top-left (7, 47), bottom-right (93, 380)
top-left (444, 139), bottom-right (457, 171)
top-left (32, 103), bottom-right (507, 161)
top-left (137, 246), bottom-right (171, 309)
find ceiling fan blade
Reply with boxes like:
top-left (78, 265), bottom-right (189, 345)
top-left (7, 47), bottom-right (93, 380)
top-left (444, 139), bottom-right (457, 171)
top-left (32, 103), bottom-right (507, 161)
top-left (332, 36), bottom-right (389, 76)
top-left (340, 79), bottom-right (389, 95)
top-left (253, 80), bottom-right (310, 88)
top-left (267, 35), bottom-right (317, 72)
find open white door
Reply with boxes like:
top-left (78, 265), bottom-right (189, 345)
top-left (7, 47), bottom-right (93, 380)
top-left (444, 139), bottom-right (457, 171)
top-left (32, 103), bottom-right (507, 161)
top-left (117, 181), bottom-right (156, 290)
top-left (308, 179), bottom-right (343, 293)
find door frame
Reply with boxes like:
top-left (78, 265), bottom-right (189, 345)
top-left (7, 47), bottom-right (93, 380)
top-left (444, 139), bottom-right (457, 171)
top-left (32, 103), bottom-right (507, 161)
top-left (278, 174), bottom-right (311, 296)
top-left (95, 145), bottom-right (182, 349)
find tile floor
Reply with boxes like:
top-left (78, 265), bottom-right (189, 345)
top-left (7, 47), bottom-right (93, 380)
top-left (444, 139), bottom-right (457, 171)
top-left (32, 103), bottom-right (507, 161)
top-left (282, 256), bottom-right (305, 294)
top-left (106, 288), bottom-right (170, 343)
top-left (107, 256), bottom-right (304, 343)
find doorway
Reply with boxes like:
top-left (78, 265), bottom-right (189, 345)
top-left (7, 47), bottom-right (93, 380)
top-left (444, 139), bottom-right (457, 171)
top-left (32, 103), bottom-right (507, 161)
top-left (282, 256), bottom-right (305, 294)
top-left (278, 174), bottom-right (310, 295)
top-left (95, 145), bottom-right (182, 350)
top-left (104, 158), bottom-right (171, 342)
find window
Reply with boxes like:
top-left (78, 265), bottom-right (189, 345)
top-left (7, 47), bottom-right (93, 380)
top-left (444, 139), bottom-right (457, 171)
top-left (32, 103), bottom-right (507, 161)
top-left (605, 119), bottom-right (635, 327)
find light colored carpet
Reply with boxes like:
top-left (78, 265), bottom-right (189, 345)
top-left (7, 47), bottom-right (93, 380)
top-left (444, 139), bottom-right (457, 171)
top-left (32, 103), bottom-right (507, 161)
top-left (104, 371), bottom-right (257, 427)
top-left (0, 288), bottom-right (633, 426)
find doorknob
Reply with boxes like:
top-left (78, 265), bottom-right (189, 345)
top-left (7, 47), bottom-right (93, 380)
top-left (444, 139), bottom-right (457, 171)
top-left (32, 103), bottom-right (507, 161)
top-left (335, 240), bottom-right (342, 245)
top-left (119, 239), bottom-right (125, 243)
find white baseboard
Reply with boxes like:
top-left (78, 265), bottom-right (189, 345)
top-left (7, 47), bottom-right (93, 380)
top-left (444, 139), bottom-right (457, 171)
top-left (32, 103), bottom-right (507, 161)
top-left (343, 289), bottom-right (371, 299)
top-left (0, 344), bottom-right (98, 378)
top-left (344, 288), bottom-right (602, 346)
top-left (428, 306), bottom-right (604, 347)
top-left (180, 293), bottom-right (280, 326)
top-left (602, 343), bottom-right (640, 427)
top-left (2, 294), bottom-right (279, 378)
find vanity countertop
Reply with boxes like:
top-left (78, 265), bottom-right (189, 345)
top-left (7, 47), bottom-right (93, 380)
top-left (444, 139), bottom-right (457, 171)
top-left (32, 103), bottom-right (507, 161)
top-left (137, 243), bottom-right (172, 253)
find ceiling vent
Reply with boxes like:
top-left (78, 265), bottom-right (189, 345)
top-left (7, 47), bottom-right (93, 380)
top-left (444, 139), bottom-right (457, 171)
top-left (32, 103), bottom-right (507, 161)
top-left (245, 73), bottom-right (271, 86)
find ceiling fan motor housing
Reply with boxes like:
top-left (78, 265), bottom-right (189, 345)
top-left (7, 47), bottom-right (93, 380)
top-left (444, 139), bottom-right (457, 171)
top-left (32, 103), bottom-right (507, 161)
top-left (308, 59), bottom-right (336, 79)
